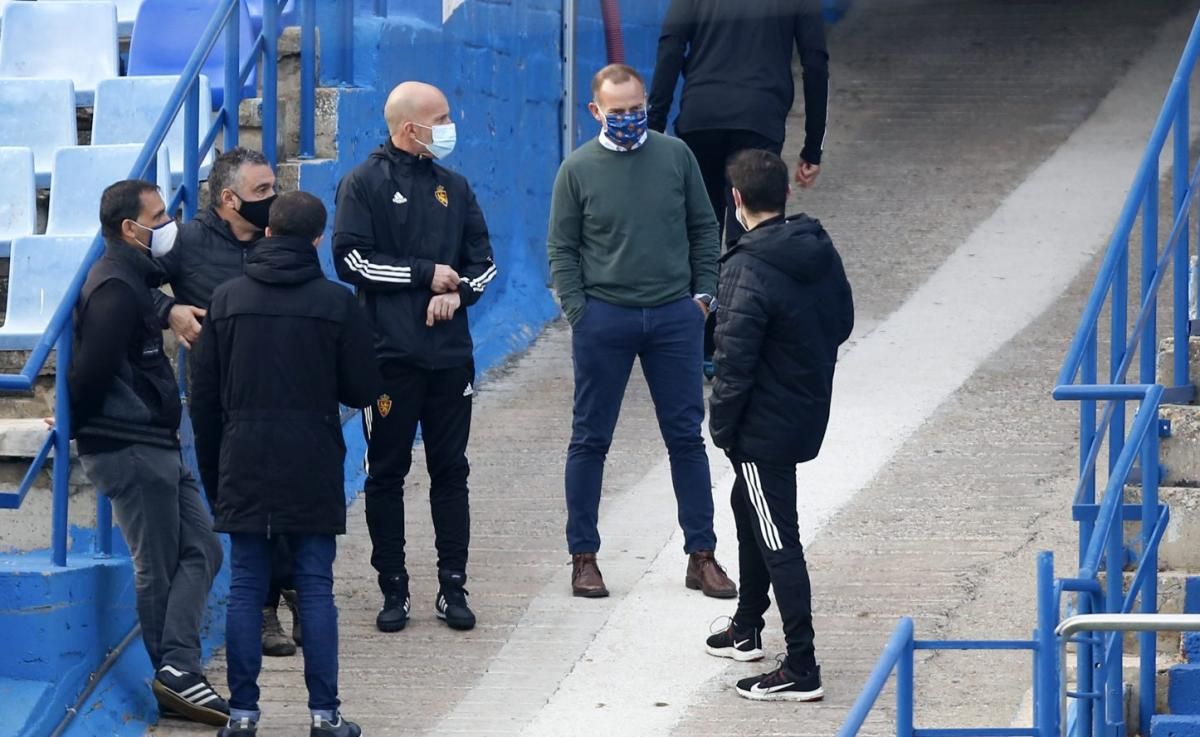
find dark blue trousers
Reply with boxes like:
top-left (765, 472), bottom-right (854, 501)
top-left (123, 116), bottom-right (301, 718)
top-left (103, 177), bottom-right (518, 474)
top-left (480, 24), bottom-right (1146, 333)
top-left (565, 296), bottom-right (717, 554)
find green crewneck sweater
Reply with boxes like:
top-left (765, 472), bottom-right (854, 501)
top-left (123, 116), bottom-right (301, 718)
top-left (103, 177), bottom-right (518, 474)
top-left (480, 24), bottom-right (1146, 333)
top-left (547, 131), bottom-right (719, 325)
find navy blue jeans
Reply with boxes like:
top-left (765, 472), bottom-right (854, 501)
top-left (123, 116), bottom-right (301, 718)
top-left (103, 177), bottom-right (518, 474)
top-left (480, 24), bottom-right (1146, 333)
top-left (227, 533), bottom-right (339, 713)
top-left (565, 296), bottom-right (717, 554)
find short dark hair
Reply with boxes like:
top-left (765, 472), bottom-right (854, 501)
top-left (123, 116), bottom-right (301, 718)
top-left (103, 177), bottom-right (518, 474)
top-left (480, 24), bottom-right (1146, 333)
top-left (268, 190), bottom-right (326, 239)
top-left (209, 147), bottom-right (270, 198)
top-left (727, 149), bottom-right (789, 215)
top-left (99, 180), bottom-right (160, 239)
top-left (591, 64), bottom-right (645, 98)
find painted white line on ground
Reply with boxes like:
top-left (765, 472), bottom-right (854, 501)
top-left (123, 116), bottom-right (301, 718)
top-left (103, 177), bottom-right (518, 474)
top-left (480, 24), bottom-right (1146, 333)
top-left (434, 14), bottom-right (1195, 737)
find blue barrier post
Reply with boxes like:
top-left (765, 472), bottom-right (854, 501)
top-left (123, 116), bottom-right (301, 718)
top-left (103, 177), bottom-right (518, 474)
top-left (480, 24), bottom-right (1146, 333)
top-left (836, 618), bottom-right (915, 737)
top-left (183, 78), bottom-right (200, 219)
top-left (1142, 162), bottom-right (1159, 387)
top-left (898, 632), bottom-right (915, 737)
top-left (262, 0), bottom-right (279, 167)
top-left (1174, 94), bottom-right (1191, 390)
top-left (1139, 412), bottom-right (1160, 737)
top-left (95, 495), bottom-right (112, 557)
top-left (1105, 473), bottom-right (1125, 737)
top-left (1035, 552), bottom-right (1058, 737)
top-left (299, 0), bottom-right (316, 159)
top-left (224, 1), bottom-right (240, 151)
top-left (1110, 254), bottom-right (1127, 475)
top-left (50, 323), bottom-right (73, 567)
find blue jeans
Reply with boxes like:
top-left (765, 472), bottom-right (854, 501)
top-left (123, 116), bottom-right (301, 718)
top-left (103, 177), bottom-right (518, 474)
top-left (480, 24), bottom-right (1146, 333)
top-left (565, 296), bottom-right (717, 554)
top-left (227, 533), bottom-right (339, 713)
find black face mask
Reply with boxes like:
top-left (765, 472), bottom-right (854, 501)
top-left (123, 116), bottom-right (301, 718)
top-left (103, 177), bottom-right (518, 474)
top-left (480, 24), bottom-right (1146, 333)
top-left (235, 192), bottom-right (277, 231)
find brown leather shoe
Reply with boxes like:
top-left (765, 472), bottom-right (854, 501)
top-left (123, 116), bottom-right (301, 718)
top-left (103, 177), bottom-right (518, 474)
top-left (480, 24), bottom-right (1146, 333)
top-left (686, 551), bottom-right (737, 598)
top-left (572, 553), bottom-right (609, 598)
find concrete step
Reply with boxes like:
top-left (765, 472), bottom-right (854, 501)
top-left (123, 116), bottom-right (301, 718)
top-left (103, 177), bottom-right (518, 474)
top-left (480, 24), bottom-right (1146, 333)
top-left (1152, 714), bottom-right (1200, 737)
top-left (1160, 405), bottom-right (1200, 487)
top-left (1125, 486), bottom-right (1200, 570)
top-left (1170, 664), bottom-right (1200, 715)
top-left (1092, 571), bottom-right (1196, 655)
top-left (1157, 338), bottom-right (1200, 397)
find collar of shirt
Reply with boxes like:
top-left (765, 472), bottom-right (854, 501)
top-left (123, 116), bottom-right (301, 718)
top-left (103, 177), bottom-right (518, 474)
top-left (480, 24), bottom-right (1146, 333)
top-left (597, 130), bottom-right (648, 152)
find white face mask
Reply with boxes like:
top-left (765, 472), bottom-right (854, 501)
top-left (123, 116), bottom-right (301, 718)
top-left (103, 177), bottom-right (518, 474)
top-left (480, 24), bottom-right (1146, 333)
top-left (414, 122), bottom-right (457, 159)
top-left (131, 219), bottom-right (178, 258)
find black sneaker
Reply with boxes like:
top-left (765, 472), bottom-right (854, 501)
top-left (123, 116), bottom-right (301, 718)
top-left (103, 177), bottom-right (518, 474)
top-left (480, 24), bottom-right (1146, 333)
top-left (705, 618), bottom-right (764, 662)
top-left (436, 570), bottom-right (477, 630)
top-left (151, 665), bottom-right (230, 726)
top-left (218, 716), bottom-right (258, 736)
top-left (311, 712), bottom-right (362, 737)
top-left (376, 574), bottom-right (410, 632)
top-left (735, 660), bottom-right (823, 702)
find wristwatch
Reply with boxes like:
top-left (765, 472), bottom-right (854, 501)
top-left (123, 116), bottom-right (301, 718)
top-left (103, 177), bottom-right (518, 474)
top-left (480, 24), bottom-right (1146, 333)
top-left (694, 293), bottom-right (717, 311)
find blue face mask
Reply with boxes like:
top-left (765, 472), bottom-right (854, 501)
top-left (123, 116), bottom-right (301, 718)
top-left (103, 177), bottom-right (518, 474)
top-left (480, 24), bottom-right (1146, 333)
top-left (603, 108), bottom-right (648, 149)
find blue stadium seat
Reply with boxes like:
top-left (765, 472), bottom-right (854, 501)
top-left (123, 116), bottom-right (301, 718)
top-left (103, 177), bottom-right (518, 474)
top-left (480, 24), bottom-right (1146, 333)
top-left (0, 1), bottom-right (119, 106)
top-left (93, 75), bottom-right (215, 189)
top-left (46, 144), bottom-right (171, 236)
top-left (128, 0), bottom-right (256, 111)
top-left (0, 147), bottom-right (35, 258)
top-left (0, 235), bottom-right (93, 350)
top-left (0, 79), bottom-right (77, 188)
top-left (246, 0), bottom-right (295, 39)
top-left (42, 0), bottom-right (145, 37)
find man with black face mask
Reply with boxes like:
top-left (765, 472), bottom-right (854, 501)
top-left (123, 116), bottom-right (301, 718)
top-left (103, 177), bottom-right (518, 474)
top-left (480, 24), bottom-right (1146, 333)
top-left (150, 148), bottom-right (301, 659)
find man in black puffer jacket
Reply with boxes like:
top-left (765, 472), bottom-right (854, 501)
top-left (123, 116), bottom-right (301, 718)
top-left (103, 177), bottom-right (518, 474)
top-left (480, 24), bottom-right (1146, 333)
top-left (191, 191), bottom-right (378, 737)
top-left (704, 150), bottom-right (853, 704)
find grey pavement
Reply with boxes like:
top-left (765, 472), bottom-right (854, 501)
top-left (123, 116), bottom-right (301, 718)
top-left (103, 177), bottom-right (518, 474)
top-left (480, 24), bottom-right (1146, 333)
top-left (150, 1), bottom-right (1198, 735)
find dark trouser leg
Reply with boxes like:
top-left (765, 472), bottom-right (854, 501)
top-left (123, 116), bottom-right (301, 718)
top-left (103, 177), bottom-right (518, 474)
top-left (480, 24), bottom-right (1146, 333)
top-left (736, 458), bottom-right (816, 673)
top-left (730, 464), bottom-right (770, 631)
top-left (363, 363), bottom-right (424, 590)
top-left (226, 533), bottom-right (272, 712)
top-left (565, 298), bottom-right (638, 554)
top-left (681, 130), bottom-right (730, 237)
top-left (639, 297), bottom-right (716, 553)
top-left (264, 536), bottom-right (294, 608)
top-left (420, 362), bottom-right (475, 574)
top-left (290, 534), bottom-right (339, 712)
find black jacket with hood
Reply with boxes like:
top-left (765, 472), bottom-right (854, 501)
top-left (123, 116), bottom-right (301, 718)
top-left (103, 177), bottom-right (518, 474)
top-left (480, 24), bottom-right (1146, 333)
top-left (190, 235), bottom-right (380, 536)
top-left (157, 207), bottom-right (261, 311)
top-left (70, 240), bottom-right (182, 455)
top-left (709, 214), bottom-right (853, 464)
top-left (332, 140), bottom-right (497, 370)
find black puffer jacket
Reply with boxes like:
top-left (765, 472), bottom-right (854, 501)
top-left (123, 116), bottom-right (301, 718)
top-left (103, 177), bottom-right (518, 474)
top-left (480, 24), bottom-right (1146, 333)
top-left (157, 207), bottom-right (260, 311)
top-left (709, 214), bottom-right (853, 464)
top-left (190, 235), bottom-right (380, 536)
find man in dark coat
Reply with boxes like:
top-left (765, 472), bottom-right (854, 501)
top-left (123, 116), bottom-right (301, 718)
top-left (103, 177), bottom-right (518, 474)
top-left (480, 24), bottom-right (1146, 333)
top-left (191, 191), bottom-right (378, 737)
top-left (704, 150), bottom-right (853, 703)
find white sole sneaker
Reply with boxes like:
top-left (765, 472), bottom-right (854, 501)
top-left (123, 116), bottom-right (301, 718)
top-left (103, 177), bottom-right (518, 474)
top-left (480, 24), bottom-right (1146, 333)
top-left (735, 684), bottom-right (825, 702)
top-left (705, 644), bottom-right (765, 662)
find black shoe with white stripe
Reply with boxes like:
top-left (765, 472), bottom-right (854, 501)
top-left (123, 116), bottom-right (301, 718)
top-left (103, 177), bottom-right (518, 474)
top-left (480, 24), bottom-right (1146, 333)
top-left (705, 618), bottom-right (765, 662)
top-left (735, 661), bottom-right (823, 702)
top-left (218, 716), bottom-right (258, 736)
top-left (376, 590), bottom-right (410, 633)
top-left (436, 570), bottom-right (476, 631)
top-left (311, 712), bottom-right (362, 737)
top-left (152, 666), bottom-right (230, 726)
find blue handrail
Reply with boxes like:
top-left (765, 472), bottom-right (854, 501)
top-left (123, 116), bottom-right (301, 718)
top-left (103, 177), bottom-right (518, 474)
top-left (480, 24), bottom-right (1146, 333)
top-left (0, 0), bottom-right (320, 567)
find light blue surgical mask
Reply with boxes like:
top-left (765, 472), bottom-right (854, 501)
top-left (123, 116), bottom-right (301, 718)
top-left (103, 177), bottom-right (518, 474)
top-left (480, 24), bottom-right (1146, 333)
top-left (415, 122), bottom-right (457, 160)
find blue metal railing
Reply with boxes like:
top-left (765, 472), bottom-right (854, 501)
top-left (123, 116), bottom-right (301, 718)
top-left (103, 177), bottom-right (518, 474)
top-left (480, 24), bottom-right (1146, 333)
top-left (0, 0), bottom-right (325, 566)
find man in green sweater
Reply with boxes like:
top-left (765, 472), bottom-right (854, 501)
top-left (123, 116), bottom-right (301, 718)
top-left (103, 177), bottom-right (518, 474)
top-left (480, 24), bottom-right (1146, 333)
top-left (547, 63), bottom-right (737, 600)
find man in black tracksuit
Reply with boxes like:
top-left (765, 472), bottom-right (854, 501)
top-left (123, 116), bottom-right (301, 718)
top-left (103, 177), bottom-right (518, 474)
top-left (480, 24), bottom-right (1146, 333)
top-left (704, 150), bottom-right (853, 702)
top-left (648, 0), bottom-right (829, 240)
top-left (71, 180), bottom-right (228, 726)
top-left (191, 191), bottom-right (378, 737)
top-left (333, 81), bottom-right (496, 634)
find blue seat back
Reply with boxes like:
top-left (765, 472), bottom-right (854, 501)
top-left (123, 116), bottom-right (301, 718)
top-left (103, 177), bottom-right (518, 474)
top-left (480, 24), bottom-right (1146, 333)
top-left (0, 79), bottom-right (77, 188)
top-left (41, 0), bottom-right (146, 37)
top-left (0, 146), bottom-right (35, 256)
top-left (0, 1), bottom-right (118, 105)
top-left (0, 235), bottom-right (93, 350)
top-left (93, 75), bottom-right (215, 181)
top-left (127, 0), bottom-right (256, 110)
top-left (46, 144), bottom-right (171, 236)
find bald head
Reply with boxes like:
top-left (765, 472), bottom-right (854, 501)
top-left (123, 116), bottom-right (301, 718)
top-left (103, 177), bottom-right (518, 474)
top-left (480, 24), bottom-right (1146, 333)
top-left (385, 81), bottom-right (452, 157)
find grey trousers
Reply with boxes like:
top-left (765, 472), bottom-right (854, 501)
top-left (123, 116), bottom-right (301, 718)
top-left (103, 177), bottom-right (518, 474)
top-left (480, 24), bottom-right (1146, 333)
top-left (81, 443), bottom-right (223, 674)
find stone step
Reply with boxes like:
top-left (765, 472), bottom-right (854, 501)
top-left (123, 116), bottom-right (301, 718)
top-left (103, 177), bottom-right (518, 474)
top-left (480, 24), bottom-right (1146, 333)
top-left (0, 418), bottom-right (66, 459)
top-left (1124, 486), bottom-right (1200, 571)
top-left (1160, 405), bottom-right (1200, 487)
top-left (1157, 338), bottom-right (1200, 397)
top-left (1091, 571), bottom-right (1196, 656)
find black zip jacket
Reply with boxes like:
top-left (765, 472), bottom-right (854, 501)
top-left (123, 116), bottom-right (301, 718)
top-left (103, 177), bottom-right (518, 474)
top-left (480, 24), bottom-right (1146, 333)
top-left (647, 0), bottom-right (830, 164)
top-left (70, 240), bottom-right (182, 455)
top-left (190, 235), bottom-right (380, 536)
top-left (157, 207), bottom-right (260, 311)
top-left (332, 141), bottom-right (497, 370)
top-left (709, 214), bottom-right (853, 464)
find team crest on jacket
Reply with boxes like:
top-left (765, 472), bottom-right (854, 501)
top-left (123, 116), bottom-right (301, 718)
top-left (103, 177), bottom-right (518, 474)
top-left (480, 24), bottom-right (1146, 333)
top-left (434, 185), bottom-right (449, 207)
top-left (376, 394), bottom-right (392, 417)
